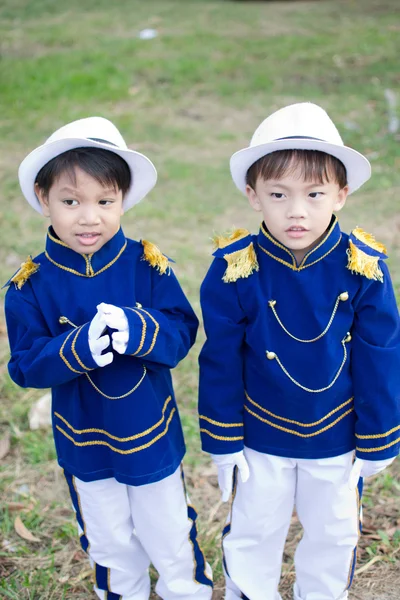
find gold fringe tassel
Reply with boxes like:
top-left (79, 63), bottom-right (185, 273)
top-left (142, 240), bottom-right (170, 275)
top-left (352, 227), bottom-right (387, 255)
top-left (346, 241), bottom-right (384, 282)
top-left (11, 256), bottom-right (40, 289)
top-left (213, 228), bottom-right (251, 250)
top-left (223, 243), bottom-right (259, 283)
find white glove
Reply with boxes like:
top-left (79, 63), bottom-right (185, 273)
top-left (97, 303), bottom-right (129, 355)
top-left (348, 457), bottom-right (396, 489)
top-left (212, 451), bottom-right (250, 502)
top-left (88, 310), bottom-right (113, 367)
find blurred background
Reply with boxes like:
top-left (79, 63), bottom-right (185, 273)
top-left (0, 1), bottom-right (399, 598)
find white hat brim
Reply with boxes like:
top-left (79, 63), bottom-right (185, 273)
top-left (230, 138), bottom-right (371, 195)
top-left (19, 137), bottom-right (157, 214)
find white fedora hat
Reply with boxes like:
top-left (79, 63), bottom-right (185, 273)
top-left (230, 103), bottom-right (371, 195)
top-left (19, 116), bottom-right (157, 213)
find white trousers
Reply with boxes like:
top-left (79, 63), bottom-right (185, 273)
top-left (64, 466), bottom-right (213, 600)
top-left (223, 448), bottom-right (361, 600)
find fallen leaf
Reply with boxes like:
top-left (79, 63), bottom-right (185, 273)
top-left (14, 516), bottom-right (40, 543)
top-left (6, 502), bottom-right (26, 511)
top-left (0, 430), bottom-right (11, 460)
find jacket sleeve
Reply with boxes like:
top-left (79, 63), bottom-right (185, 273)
top-left (5, 284), bottom-right (98, 389)
top-left (198, 258), bottom-right (247, 454)
top-left (123, 267), bottom-right (198, 369)
top-left (352, 261), bottom-right (400, 460)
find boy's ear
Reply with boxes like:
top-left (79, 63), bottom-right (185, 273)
top-left (246, 184), bottom-right (262, 213)
top-left (333, 185), bottom-right (349, 213)
top-left (34, 183), bottom-right (50, 217)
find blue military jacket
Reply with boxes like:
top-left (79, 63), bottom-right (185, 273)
top-left (5, 227), bottom-right (198, 485)
top-left (199, 217), bottom-right (400, 461)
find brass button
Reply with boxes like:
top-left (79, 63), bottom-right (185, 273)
top-left (136, 302), bottom-right (143, 308)
top-left (266, 351), bottom-right (276, 360)
top-left (344, 332), bottom-right (352, 343)
top-left (268, 300), bottom-right (276, 307)
top-left (339, 291), bottom-right (349, 302)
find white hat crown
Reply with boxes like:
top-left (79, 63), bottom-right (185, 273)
top-left (250, 103), bottom-right (344, 147)
top-left (46, 117), bottom-right (128, 150)
top-left (230, 102), bottom-right (371, 195)
top-left (19, 116), bottom-right (157, 213)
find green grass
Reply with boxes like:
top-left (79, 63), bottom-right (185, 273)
top-left (0, 1), bottom-right (399, 598)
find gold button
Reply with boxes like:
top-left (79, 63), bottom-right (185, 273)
top-left (344, 332), bottom-right (352, 343)
top-left (266, 351), bottom-right (276, 360)
top-left (136, 302), bottom-right (143, 308)
top-left (339, 291), bottom-right (349, 302)
top-left (268, 300), bottom-right (276, 307)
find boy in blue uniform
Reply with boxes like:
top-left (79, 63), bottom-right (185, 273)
top-left (198, 103), bottom-right (400, 600)
top-left (5, 117), bottom-right (213, 600)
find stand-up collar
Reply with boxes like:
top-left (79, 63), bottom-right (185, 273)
top-left (257, 216), bottom-right (341, 271)
top-left (45, 227), bottom-right (127, 277)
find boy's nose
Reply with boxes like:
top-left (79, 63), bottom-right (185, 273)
top-left (78, 206), bottom-right (101, 225)
top-left (287, 198), bottom-right (307, 219)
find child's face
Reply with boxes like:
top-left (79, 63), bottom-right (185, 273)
top-left (246, 167), bottom-right (348, 263)
top-left (35, 167), bottom-right (124, 254)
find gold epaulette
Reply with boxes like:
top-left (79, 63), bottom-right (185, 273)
top-left (142, 240), bottom-right (170, 275)
top-left (213, 228), bottom-right (259, 283)
top-left (346, 227), bottom-right (387, 282)
top-left (10, 256), bottom-right (40, 289)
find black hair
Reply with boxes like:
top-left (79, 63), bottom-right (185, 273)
top-left (246, 149), bottom-right (347, 190)
top-left (35, 147), bottom-right (131, 196)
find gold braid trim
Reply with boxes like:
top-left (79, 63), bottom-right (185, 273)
top-left (142, 240), bottom-right (170, 275)
top-left (200, 428), bottom-right (244, 441)
top-left (54, 396), bottom-right (172, 441)
top-left (135, 308), bottom-right (159, 357)
top-left (347, 228), bottom-right (387, 282)
top-left (10, 256), bottom-right (40, 289)
top-left (356, 436), bottom-right (400, 453)
top-left (56, 408), bottom-right (176, 454)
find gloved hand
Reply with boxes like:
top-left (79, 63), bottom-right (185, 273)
top-left (211, 451), bottom-right (250, 502)
top-left (97, 303), bottom-right (129, 355)
top-left (88, 310), bottom-right (113, 367)
top-left (348, 456), bottom-right (396, 489)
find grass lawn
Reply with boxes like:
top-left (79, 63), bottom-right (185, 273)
top-left (0, 0), bottom-right (399, 598)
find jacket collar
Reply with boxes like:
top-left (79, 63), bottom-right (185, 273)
top-left (45, 227), bottom-right (127, 277)
top-left (257, 215), bottom-right (341, 271)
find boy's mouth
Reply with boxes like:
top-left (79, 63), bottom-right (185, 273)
top-left (76, 232), bottom-right (101, 246)
top-left (286, 226), bottom-right (308, 239)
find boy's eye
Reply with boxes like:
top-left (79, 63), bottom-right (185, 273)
top-left (99, 199), bottom-right (114, 206)
top-left (271, 193), bottom-right (285, 199)
top-left (63, 199), bottom-right (78, 206)
top-left (309, 192), bottom-right (323, 199)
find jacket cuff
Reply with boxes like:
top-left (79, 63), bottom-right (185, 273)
top-left (124, 306), bottom-right (159, 358)
top-left (199, 415), bottom-right (244, 454)
top-left (59, 322), bottom-right (98, 373)
top-left (356, 429), bottom-right (400, 461)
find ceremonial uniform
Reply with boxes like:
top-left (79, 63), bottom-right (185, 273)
top-left (5, 227), bottom-right (213, 599)
top-left (199, 217), bottom-right (400, 600)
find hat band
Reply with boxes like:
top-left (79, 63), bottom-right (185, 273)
top-left (275, 135), bottom-right (324, 141)
top-left (88, 137), bottom-right (118, 147)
